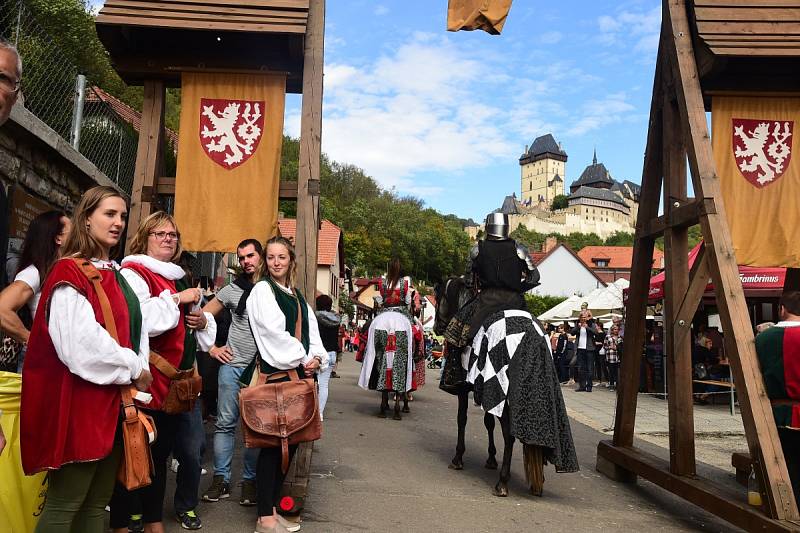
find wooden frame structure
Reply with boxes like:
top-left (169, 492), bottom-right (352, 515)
top-left (95, 0), bottom-right (325, 510)
top-left (596, 1), bottom-right (800, 531)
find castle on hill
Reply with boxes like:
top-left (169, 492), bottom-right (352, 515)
top-left (468, 134), bottom-right (640, 240)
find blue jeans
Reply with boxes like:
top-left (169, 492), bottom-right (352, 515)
top-left (317, 351), bottom-right (337, 419)
top-left (214, 365), bottom-right (258, 483)
top-left (173, 400), bottom-right (205, 513)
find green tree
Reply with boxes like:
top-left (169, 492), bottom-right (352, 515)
top-left (525, 294), bottom-right (567, 318)
top-left (604, 231), bottom-right (635, 247)
top-left (551, 194), bottom-right (568, 210)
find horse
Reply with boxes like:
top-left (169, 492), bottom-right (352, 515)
top-left (434, 276), bottom-right (578, 497)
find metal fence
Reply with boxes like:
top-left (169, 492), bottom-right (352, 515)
top-left (1, 0), bottom-right (139, 195)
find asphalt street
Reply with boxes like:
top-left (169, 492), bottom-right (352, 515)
top-left (162, 354), bottom-right (744, 532)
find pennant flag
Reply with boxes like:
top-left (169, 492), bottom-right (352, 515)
top-left (174, 73), bottom-right (286, 252)
top-left (712, 96), bottom-right (800, 267)
top-left (447, 0), bottom-right (513, 34)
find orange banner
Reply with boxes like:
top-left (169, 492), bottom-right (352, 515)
top-left (174, 72), bottom-right (286, 252)
top-left (712, 96), bottom-right (800, 267)
top-left (447, 0), bottom-right (513, 34)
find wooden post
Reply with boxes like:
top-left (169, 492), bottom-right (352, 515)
top-left (281, 0), bottom-right (324, 512)
top-left (661, 89), bottom-right (695, 476)
top-left (664, 0), bottom-right (798, 519)
top-left (126, 80), bottom-right (165, 248)
top-left (294, 0), bottom-right (324, 303)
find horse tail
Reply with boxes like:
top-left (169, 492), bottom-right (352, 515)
top-left (523, 443), bottom-right (545, 497)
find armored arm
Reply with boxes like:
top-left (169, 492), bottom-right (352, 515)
top-left (517, 242), bottom-right (540, 291)
top-left (464, 242), bottom-right (480, 288)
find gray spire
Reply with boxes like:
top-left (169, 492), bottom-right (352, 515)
top-left (592, 147), bottom-right (597, 166)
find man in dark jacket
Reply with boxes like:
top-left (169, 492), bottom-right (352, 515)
top-left (316, 294), bottom-right (341, 421)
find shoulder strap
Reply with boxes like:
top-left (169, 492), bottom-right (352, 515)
top-left (70, 258), bottom-right (138, 414)
top-left (293, 290), bottom-right (302, 341)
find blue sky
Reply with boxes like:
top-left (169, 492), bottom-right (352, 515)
top-left (283, 0), bottom-right (662, 222)
top-left (95, 1), bottom-right (662, 222)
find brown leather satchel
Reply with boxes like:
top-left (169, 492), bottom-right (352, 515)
top-left (149, 351), bottom-right (202, 414)
top-left (71, 258), bottom-right (156, 490)
top-left (239, 289), bottom-right (321, 473)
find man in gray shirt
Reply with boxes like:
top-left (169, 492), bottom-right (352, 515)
top-left (194, 238), bottom-right (262, 506)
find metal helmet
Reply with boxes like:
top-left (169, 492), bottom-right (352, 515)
top-left (484, 212), bottom-right (510, 240)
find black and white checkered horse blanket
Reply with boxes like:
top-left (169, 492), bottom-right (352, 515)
top-left (467, 309), bottom-right (579, 473)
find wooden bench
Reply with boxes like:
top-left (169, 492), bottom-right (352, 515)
top-left (693, 379), bottom-right (736, 415)
top-left (732, 451), bottom-right (752, 487)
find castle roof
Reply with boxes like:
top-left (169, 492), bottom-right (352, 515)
top-left (496, 193), bottom-right (525, 215)
top-left (571, 151), bottom-right (615, 191)
top-left (568, 186), bottom-right (628, 208)
top-left (519, 133), bottom-right (567, 165)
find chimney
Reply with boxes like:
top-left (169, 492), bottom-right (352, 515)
top-left (543, 236), bottom-right (558, 253)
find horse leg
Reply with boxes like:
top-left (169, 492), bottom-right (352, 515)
top-left (393, 392), bottom-right (402, 420)
top-left (402, 392), bottom-right (410, 413)
top-left (484, 411), bottom-right (498, 470)
top-left (379, 391), bottom-right (389, 418)
top-left (492, 411), bottom-right (515, 497)
top-left (449, 390), bottom-right (468, 470)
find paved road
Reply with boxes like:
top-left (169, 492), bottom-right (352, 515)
top-left (165, 355), bottom-right (743, 532)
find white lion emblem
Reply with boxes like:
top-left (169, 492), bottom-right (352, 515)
top-left (733, 120), bottom-right (792, 185)
top-left (201, 101), bottom-right (263, 167)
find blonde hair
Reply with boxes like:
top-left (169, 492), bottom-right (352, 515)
top-left (61, 186), bottom-right (127, 260)
top-left (257, 236), bottom-right (297, 287)
top-left (127, 211), bottom-right (183, 262)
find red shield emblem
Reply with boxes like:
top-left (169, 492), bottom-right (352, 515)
top-left (199, 98), bottom-right (265, 170)
top-left (732, 118), bottom-right (793, 188)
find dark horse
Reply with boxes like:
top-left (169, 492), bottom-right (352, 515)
top-left (433, 277), bottom-right (544, 497)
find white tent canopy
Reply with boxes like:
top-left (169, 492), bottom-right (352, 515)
top-left (538, 294), bottom-right (582, 323)
top-left (538, 279), bottom-right (629, 324)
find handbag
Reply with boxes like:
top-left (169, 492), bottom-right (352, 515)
top-left (149, 351), bottom-right (202, 414)
top-left (0, 333), bottom-right (23, 371)
top-left (238, 289), bottom-right (321, 473)
top-left (71, 258), bottom-right (156, 490)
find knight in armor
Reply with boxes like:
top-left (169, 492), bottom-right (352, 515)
top-left (466, 213), bottom-right (540, 338)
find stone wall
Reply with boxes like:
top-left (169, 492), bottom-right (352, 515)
top-left (1, 103), bottom-right (123, 282)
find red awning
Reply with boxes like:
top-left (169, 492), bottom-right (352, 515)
top-left (624, 242), bottom-right (785, 302)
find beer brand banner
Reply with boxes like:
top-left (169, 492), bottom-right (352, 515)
top-left (175, 72), bottom-right (286, 252)
top-left (712, 96), bottom-right (800, 267)
top-left (446, 0), bottom-right (513, 34)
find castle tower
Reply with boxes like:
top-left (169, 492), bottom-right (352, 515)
top-left (519, 134), bottom-right (567, 207)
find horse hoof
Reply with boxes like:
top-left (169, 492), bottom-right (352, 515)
top-left (492, 484), bottom-right (508, 497)
top-left (485, 457), bottom-right (498, 470)
top-left (401, 406), bottom-right (410, 413)
top-left (448, 459), bottom-right (464, 470)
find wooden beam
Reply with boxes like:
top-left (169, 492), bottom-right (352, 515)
top-left (611, 39), bottom-right (665, 450)
top-left (596, 441), bottom-right (800, 533)
top-left (672, 245), bottom-right (711, 349)
top-left (155, 177), bottom-right (318, 199)
top-left (293, 0), bottom-right (324, 304)
top-left (638, 198), bottom-right (707, 240)
top-left (126, 80), bottom-right (165, 250)
top-left (666, 0), bottom-right (798, 520)
top-left (662, 88), bottom-right (695, 476)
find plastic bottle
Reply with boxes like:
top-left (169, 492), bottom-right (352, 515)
top-left (748, 466), bottom-right (763, 507)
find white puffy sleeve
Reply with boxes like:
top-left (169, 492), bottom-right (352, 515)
top-left (48, 284), bottom-right (146, 385)
top-left (194, 312), bottom-right (218, 352)
top-left (120, 268), bottom-right (180, 337)
top-left (305, 305), bottom-right (329, 371)
top-left (247, 282), bottom-right (308, 370)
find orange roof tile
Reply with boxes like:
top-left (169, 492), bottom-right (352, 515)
top-left (577, 246), bottom-right (664, 270)
top-left (86, 86), bottom-right (179, 147)
top-left (276, 218), bottom-right (342, 267)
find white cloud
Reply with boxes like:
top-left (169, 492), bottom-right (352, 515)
top-left (567, 92), bottom-right (636, 136)
top-left (539, 31), bottom-right (563, 45)
top-left (374, 5), bottom-right (389, 16)
top-left (597, 5), bottom-right (661, 57)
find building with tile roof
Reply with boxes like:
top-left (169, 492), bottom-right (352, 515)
top-left (277, 218), bottom-right (345, 307)
top-left (577, 245), bottom-right (664, 283)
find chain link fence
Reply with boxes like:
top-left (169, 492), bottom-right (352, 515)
top-left (1, 0), bottom-right (138, 195)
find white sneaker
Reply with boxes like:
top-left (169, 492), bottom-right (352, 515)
top-left (277, 514), bottom-right (301, 532)
top-left (201, 468), bottom-right (208, 475)
top-left (171, 458), bottom-right (179, 473)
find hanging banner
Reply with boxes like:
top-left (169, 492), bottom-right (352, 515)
top-left (174, 72), bottom-right (286, 252)
top-left (446, 0), bottom-right (513, 34)
top-left (712, 96), bottom-right (799, 267)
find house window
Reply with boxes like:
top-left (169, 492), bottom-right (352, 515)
top-left (594, 260), bottom-right (609, 267)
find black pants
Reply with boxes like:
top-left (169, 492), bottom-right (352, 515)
top-left (109, 410), bottom-right (178, 527)
top-left (257, 444), bottom-right (298, 516)
top-left (594, 352), bottom-right (607, 382)
top-left (607, 362), bottom-right (619, 387)
top-left (577, 349), bottom-right (595, 391)
top-left (779, 427), bottom-right (800, 509)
